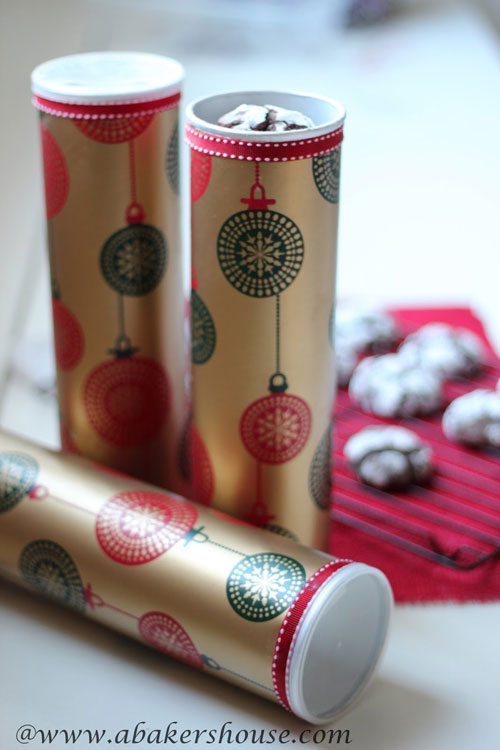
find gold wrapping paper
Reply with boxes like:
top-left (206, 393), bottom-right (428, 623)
top-left (187, 93), bottom-right (344, 549)
top-left (0, 429), bottom-right (353, 715)
top-left (34, 58), bottom-right (188, 493)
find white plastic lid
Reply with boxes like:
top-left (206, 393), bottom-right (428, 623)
top-left (288, 563), bottom-right (392, 724)
top-left (186, 90), bottom-right (345, 142)
top-left (31, 51), bottom-right (184, 105)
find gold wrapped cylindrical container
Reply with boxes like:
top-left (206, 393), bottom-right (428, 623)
top-left (31, 52), bottom-right (188, 493)
top-left (186, 92), bottom-right (344, 549)
top-left (0, 430), bottom-right (391, 724)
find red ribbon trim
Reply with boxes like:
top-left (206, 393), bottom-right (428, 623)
top-left (272, 559), bottom-right (352, 712)
top-left (185, 123), bottom-right (343, 162)
top-left (32, 92), bottom-right (181, 119)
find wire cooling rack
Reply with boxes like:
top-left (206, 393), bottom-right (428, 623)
top-left (332, 329), bottom-right (500, 571)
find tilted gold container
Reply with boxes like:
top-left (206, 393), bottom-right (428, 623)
top-left (0, 429), bottom-right (391, 724)
top-left (31, 52), bottom-right (188, 492)
top-left (186, 92), bottom-right (345, 549)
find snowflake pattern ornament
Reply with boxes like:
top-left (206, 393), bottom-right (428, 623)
top-left (96, 490), bottom-right (198, 565)
top-left (19, 539), bottom-right (86, 612)
top-left (138, 611), bottom-right (203, 668)
top-left (100, 216), bottom-right (167, 297)
top-left (84, 335), bottom-right (170, 447)
top-left (214, 165), bottom-right (312, 524)
top-left (100, 140), bottom-right (167, 296)
top-left (85, 137), bottom-right (171, 448)
top-left (0, 452), bottom-right (39, 513)
top-left (226, 552), bottom-right (305, 621)
top-left (240, 385), bottom-right (312, 465)
top-left (312, 149), bottom-right (341, 204)
top-left (308, 426), bottom-right (333, 510)
top-left (217, 182), bottom-right (304, 298)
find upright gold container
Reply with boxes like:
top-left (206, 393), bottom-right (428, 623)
top-left (31, 52), bottom-right (188, 492)
top-left (186, 92), bottom-right (345, 548)
top-left (0, 429), bottom-right (392, 724)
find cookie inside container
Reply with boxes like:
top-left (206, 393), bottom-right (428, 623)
top-left (187, 90), bottom-right (345, 141)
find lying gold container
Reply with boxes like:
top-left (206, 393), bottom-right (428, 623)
top-left (0, 429), bottom-right (391, 724)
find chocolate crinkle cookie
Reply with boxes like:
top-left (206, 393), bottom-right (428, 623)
top-left (344, 425), bottom-right (433, 490)
top-left (335, 337), bottom-right (358, 387)
top-left (349, 353), bottom-right (442, 417)
top-left (336, 308), bottom-right (398, 354)
top-left (442, 389), bottom-right (500, 448)
top-left (217, 104), bottom-right (314, 132)
top-left (399, 323), bottom-right (484, 379)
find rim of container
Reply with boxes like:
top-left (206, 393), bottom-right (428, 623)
top-left (287, 562), bottom-right (393, 725)
top-left (31, 51), bottom-right (184, 105)
top-left (186, 90), bottom-right (346, 142)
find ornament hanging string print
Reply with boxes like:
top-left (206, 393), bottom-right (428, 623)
top-left (84, 585), bottom-right (272, 691)
top-left (216, 163), bottom-right (312, 524)
top-left (84, 139), bottom-right (170, 448)
top-left (100, 141), bottom-right (167, 297)
top-left (217, 165), bottom-right (304, 299)
top-left (84, 581), bottom-right (205, 669)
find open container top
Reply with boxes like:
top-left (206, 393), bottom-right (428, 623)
top-left (186, 90), bottom-right (345, 143)
top-left (286, 562), bottom-right (392, 724)
top-left (31, 51), bottom-right (184, 105)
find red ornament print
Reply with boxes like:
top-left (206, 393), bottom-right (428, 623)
top-left (41, 122), bottom-right (69, 219)
top-left (96, 490), bottom-right (198, 565)
top-left (74, 115), bottom-right (153, 144)
top-left (138, 611), bottom-right (203, 669)
top-left (84, 356), bottom-right (170, 447)
top-left (52, 298), bottom-right (85, 371)
top-left (240, 393), bottom-right (312, 464)
top-left (190, 152), bottom-right (211, 202)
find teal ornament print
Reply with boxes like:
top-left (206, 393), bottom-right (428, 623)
top-left (312, 149), bottom-right (341, 204)
top-left (0, 452), bottom-right (38, 513)
top-left (226, 552), bottom-right (305, 621)
top-left (19, 540), bottom-right (86, 612)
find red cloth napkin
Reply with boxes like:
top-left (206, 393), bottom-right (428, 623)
top-left (329, 307), bottom-right (500, 603)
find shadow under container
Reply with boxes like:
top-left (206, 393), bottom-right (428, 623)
top-left (186, 91), bottom-right (344, 549)
top-left (31, 51), bottom-right (188, 492)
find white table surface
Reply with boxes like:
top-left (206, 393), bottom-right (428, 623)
top-left (1, 1), bottom-right (499, 748)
